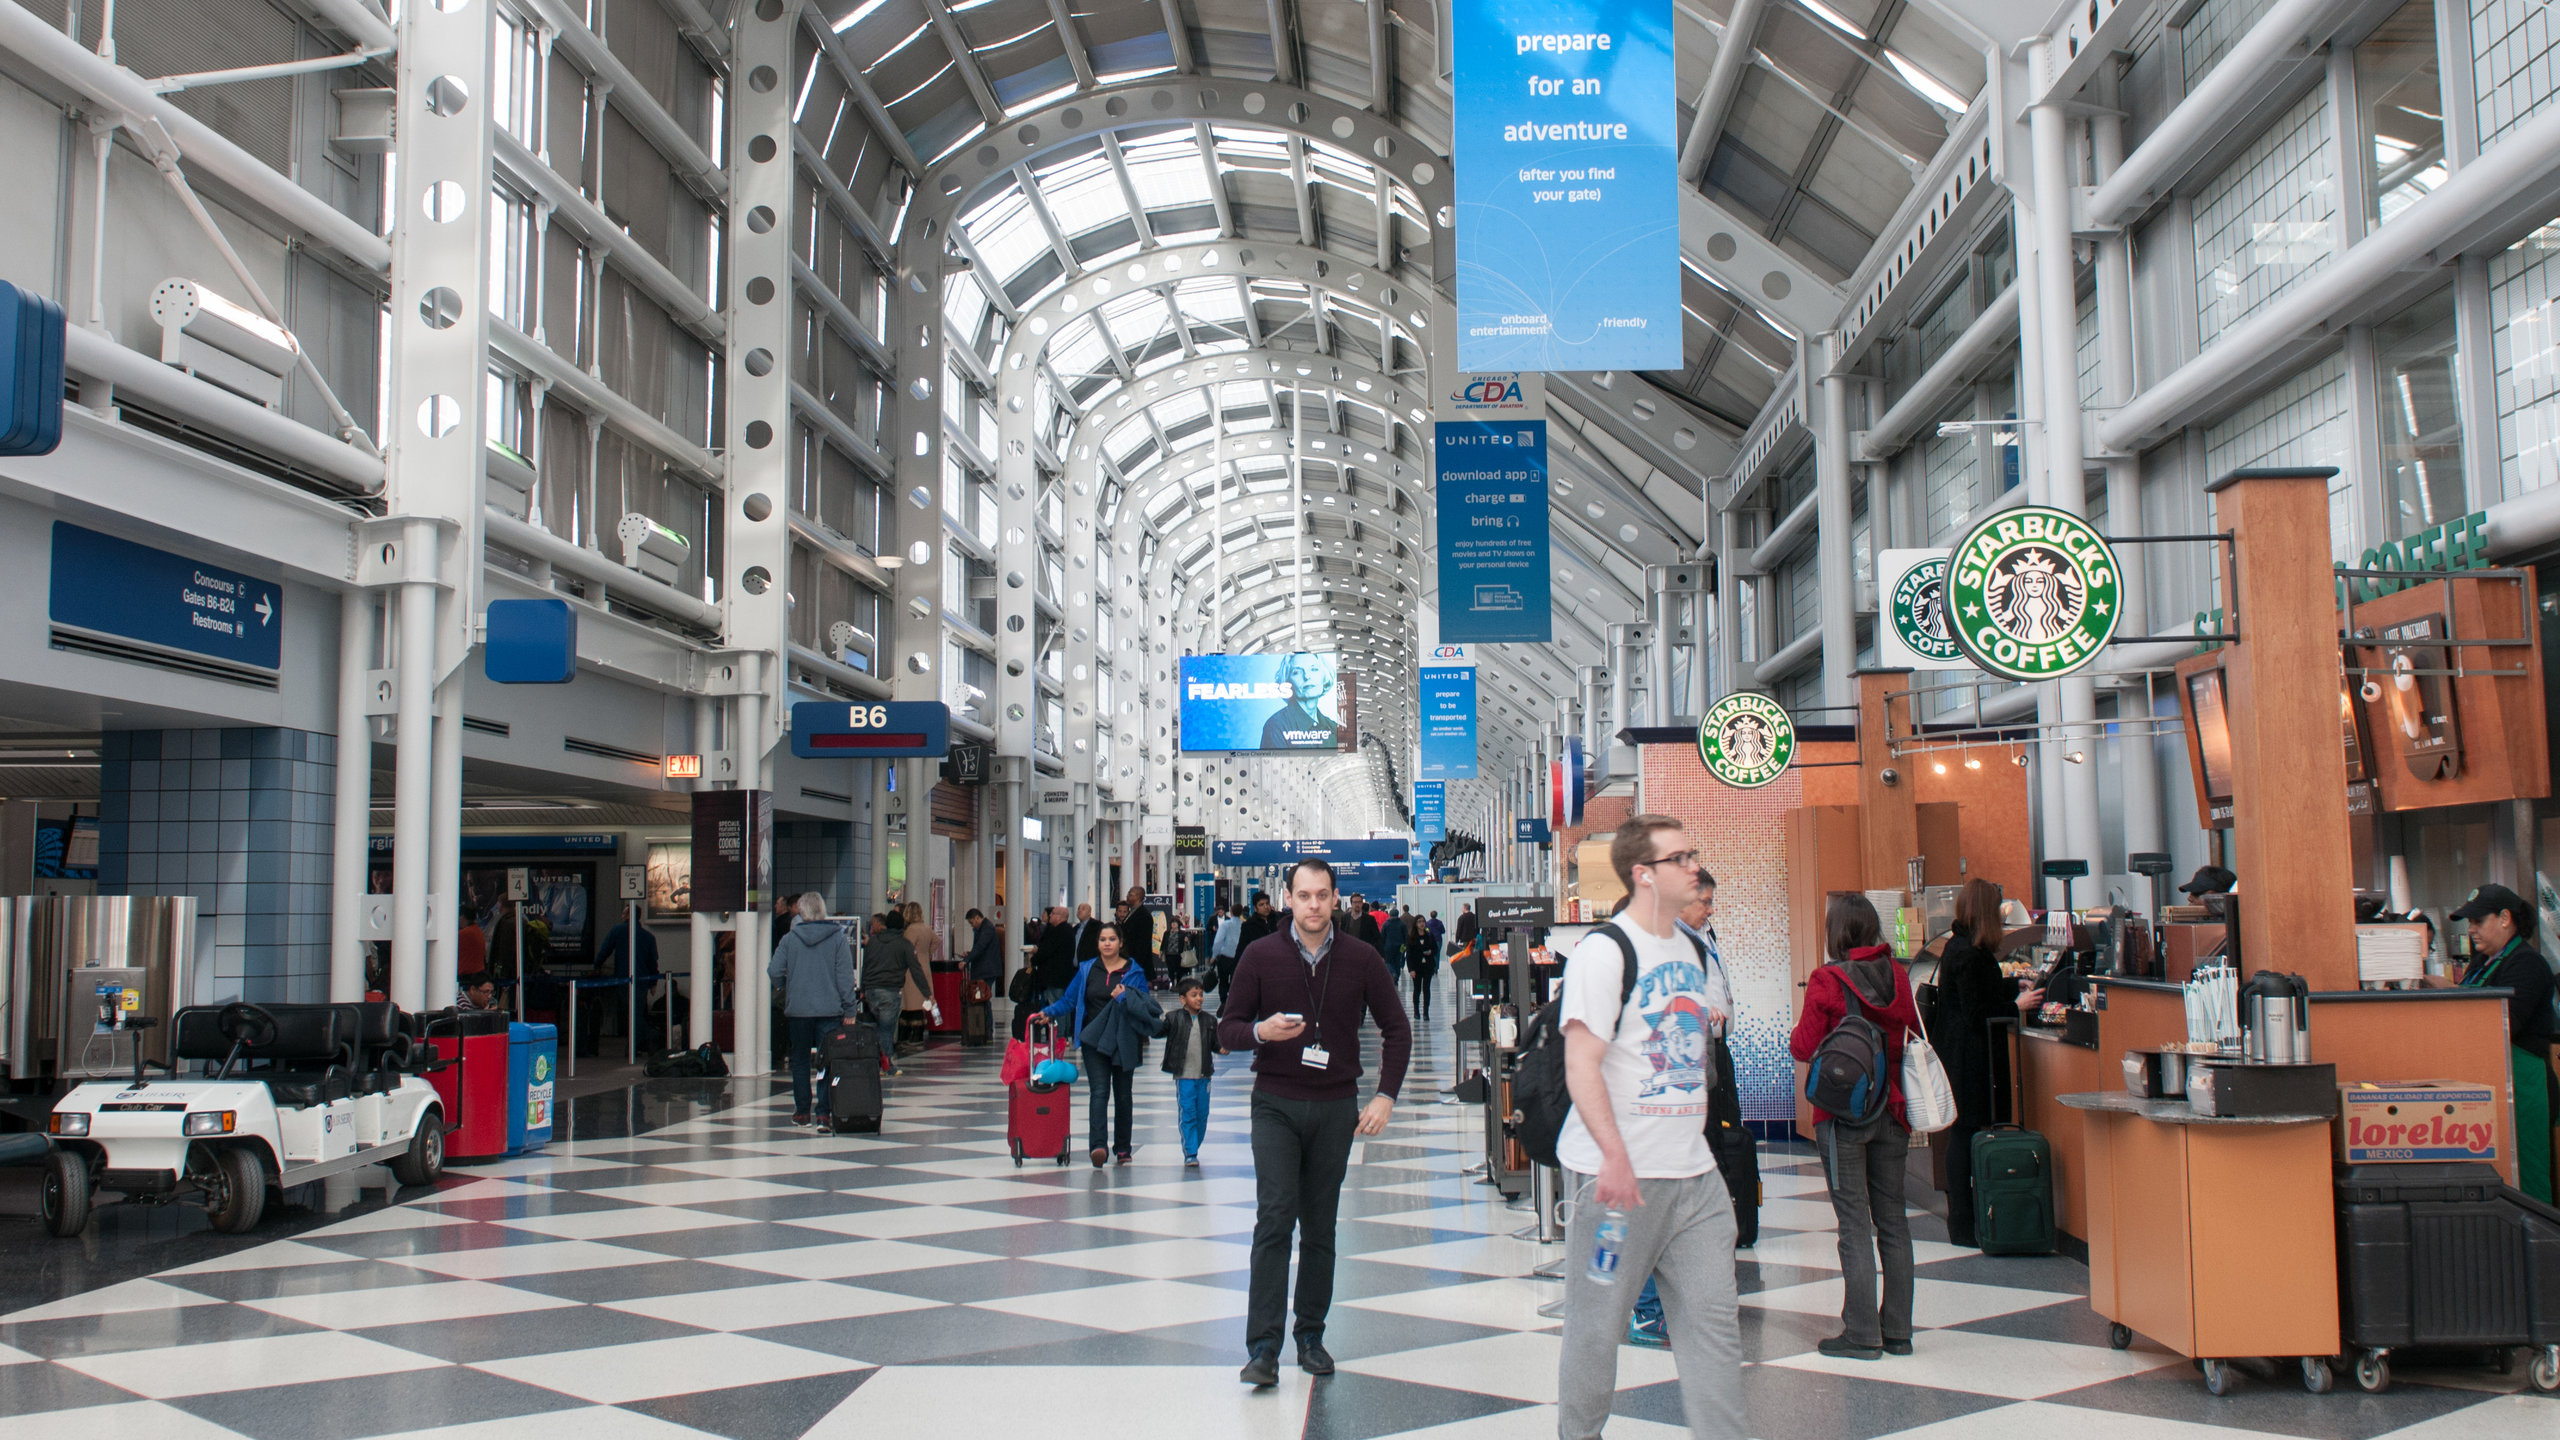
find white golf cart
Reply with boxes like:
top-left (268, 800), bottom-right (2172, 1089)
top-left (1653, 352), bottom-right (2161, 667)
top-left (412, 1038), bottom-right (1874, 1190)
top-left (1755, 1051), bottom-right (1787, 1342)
top-left (41, 1000), bottom-right (447, 1235)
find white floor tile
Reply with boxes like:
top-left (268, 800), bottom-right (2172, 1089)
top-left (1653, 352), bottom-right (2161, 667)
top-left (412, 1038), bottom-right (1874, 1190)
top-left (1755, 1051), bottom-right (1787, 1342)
top-left (1761, 1326), bottom-right (2183, 1399)
top-left (1028, 1237), bottom-right (1256, 1279)
top-left (1873, 1399), bottom-right (2307, 1440)
top-left (1340, 1276), bottom-right (1565, 1331)
top-left (470, 1331), bottom-right (863, 1404)
top-left (647, 1154), bottom-right (869, 1179)
top-left (165, 1240), bottom-right (372, 1275)
top-left (413, 1179), bottom-right (552, 1205)
top-left (1066, 1206), bottom-right (1263, 1237)
top-left (1743, 1276), bottom-right (2075, 1328)
top-left (60, 1331), bottom-right (447, 1398)
top-left (489, 1206), bottom-right (754, 1240)
top-left (1758, 1172), bottom-right (1833, 1199)
top-left (3, 1278), bottom-right (227, 1323)
top-left (580, 1177), bottom-right (817, 1206)
top-left (1372, 1407), bottom-right (1690, 1440)
top-left (362, 1407), bottom-right (727, 1440)
top-left (1758, 1198), bottom-right (1847, 1231)
top-left (781, 1205), bottom-right (1045, 1239)
top-left (1338, 1329), bottom-right (1680, 1405)
top-left (602, 1278), bottom-right (945, 1330)
top-left (385, 1240), bottom-right (675, 1281)
top-left (549, 1137), bottom-right (698, 1157)
top-left (466, 1154), bottom-right (639, 1179)
top-left (706, 1239), bottom-right (990, 1279)
top-left (1346, 1203), bottom-right (1520, 1234)
top-left (1353, 1235), bottom-right (1558, 1277)
top-left (840, 1177), bottom-right (1071, 1205)
top-left (1106, 1176), bottom-right (1266, 1205)
top-left (803, 1363), bottom-right (1313, 1440)
top-left (305, 1206), bottom-right (481, 1237)
top-left (970, 1278), bottom-right (1251, 1332)
top-left (239, 1280), bottom-right (579, 1330)
top-left (1739, 1230), bottom-right (1971, 1272)
top-left (4, 1401), bottom-right (256, 1439)
top-left (2364, 1394), bottom-right (2560, 1440)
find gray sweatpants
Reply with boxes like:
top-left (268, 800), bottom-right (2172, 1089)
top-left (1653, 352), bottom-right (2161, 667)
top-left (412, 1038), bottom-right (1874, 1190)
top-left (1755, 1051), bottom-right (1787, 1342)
top-left (1557, 1170), bottom-right (1745, 1440)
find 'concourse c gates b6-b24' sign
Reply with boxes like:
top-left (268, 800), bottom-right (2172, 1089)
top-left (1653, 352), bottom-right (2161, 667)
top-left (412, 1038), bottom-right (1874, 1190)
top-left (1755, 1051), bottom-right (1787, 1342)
top-left (1945, 506), bottom-right (2124, 682)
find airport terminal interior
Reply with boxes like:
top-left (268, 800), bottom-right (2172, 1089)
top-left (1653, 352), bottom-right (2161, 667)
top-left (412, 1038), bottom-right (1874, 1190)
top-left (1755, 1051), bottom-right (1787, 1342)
top-left (0, 0), bottom-right (2557, 1435)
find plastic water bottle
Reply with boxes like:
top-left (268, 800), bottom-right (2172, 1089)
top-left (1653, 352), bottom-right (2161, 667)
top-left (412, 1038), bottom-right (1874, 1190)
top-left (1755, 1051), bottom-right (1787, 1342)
top-left (1588, 1209), bottom-right (1628, 1284)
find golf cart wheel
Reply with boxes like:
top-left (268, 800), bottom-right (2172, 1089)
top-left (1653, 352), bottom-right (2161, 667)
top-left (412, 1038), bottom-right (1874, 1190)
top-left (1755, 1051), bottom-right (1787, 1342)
top-left (2301, 1356), bottom-right (2335, 1394)
top-left (2529, 1345), bottom-right (2559, 1393)
top-left (205, 1147), bottom-right (267, 1234)
top-left (2108, 1323), bottom-right (2132, 1350)
top-left (391, 1113), bottom-right (444, 1188)
top-left (2200, 1358), bottom-right (2233, 1396)
top-left (40, 1150), bottom-right (91, 1237)
top-left (2353, 1350), bottom-right (2390, 1393)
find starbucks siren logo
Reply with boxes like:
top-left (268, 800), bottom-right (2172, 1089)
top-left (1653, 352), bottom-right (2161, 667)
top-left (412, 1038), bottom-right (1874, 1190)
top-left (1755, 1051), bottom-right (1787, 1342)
top-left (1697, 693), bottom-right (1796, 789)
top-left (1890, 556), bottom-right (1961, 663)
top-left (1946, 506), bottom-right (2121, 682)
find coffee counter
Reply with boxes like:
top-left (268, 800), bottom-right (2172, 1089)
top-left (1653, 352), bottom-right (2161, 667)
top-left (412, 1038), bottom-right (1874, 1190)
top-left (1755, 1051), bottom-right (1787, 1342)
top-left (2010, 978), bottom-right (2519, 1244)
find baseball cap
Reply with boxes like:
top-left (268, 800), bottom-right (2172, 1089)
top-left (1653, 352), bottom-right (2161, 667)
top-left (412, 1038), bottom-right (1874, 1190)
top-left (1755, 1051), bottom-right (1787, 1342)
top-left (2449, 883), bottom-right (2530, 924)
top-left (2178, 865), bottom-right (2237, 897)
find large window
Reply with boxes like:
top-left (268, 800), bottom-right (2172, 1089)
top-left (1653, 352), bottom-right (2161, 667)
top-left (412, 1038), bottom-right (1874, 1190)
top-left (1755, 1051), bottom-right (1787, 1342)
top-left (2374, 287), bottom-right (2466, 533)
top-left (2356, 1), bottom-right (2446, 227)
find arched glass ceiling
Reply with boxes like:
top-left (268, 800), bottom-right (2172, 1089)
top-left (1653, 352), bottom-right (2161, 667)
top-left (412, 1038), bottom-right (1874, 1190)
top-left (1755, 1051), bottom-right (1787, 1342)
top-left (832, 0), bottom-right (1986, 810)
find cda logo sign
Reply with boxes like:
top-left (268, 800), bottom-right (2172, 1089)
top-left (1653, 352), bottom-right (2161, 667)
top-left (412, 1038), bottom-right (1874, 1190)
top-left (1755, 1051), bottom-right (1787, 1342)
top-left (1946, 506), bottom-right (2121, 682)
top-left (1696, 693), bottom-right (1796, 789)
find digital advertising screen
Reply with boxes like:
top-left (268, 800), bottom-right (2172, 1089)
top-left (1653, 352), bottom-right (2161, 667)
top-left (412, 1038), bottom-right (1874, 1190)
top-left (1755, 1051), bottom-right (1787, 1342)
top-left (1179, 653), bottom-right (1357, 753)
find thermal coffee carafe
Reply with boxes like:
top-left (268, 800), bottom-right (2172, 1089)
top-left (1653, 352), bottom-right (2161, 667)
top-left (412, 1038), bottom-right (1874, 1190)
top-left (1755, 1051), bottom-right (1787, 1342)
top-left (2239, 970), bottom-right (2312, 1064)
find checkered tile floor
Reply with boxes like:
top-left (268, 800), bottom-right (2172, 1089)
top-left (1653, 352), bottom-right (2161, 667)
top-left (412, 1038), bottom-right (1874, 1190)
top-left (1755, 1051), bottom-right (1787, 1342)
top-left (3, 1012), bottom-right (2555, 1440)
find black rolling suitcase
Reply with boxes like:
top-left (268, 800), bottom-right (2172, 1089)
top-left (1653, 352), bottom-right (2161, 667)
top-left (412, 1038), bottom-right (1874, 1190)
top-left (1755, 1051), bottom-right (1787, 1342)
top-left (824, 1022), bottom-right (884, 1133)
top-left (1707, 1036), bottom-right (1759, 1245)
top-left (1972, 1125), bottom-right (2057, 1255)
top-left (962, 980), bottom-right (994, 1047)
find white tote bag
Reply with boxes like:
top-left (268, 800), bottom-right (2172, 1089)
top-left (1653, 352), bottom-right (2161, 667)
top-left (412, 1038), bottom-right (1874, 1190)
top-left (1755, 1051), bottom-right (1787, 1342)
top-left (1901, 1006), bottom-right (1959, 1135)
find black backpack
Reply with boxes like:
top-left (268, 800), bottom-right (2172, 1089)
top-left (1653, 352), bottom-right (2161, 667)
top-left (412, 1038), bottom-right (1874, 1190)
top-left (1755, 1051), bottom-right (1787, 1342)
top-left (1513, 925), bottom-right (1717, 1168)
top-left (1803, 964), bottom-right (1891, 1124)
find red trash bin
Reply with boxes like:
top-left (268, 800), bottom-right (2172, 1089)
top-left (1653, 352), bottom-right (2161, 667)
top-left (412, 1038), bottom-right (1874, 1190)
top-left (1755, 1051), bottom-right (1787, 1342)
top-left (424, 1010), bottom-right (514, 1161)
top-left (932, 970), bottom-right (964, 1033)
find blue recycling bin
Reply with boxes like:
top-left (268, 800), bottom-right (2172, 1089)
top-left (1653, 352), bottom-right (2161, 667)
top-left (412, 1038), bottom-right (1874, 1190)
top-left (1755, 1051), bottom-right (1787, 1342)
top-left (507, 1022), bottom-right (557, 1154)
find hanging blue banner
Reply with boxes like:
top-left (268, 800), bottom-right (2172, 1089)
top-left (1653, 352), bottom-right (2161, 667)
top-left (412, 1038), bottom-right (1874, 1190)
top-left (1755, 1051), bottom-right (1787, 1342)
top-left (1414, 782), bottom-right (1447, 842)
top-left (1451, 0), bottom-right (1681, 371)
top-left (1435, 421), bottom-right (1552, 643)
top-left (1418, 666), bottom-right (1480, 780)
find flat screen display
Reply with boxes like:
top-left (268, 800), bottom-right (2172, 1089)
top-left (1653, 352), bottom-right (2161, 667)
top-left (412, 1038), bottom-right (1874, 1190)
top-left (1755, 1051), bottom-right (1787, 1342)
top-left (2186, 667), bottom-right (2236, 802)
top-left (1179, 653), bottom-right (1356, 753)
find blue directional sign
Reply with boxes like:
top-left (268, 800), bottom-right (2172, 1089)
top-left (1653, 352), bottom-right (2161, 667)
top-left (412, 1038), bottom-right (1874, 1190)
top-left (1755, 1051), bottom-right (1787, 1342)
top-left (1418, 666), bottom-right (1480, 779)
top-left (1436, 422), bottom-right (1551, 643)
top-left (1514, 817), bottom-right (1552, 845)
top-left (1415, 781), bottom-right (1447, 842)
top-left (788, 700), bottom-right (950, 758)
top-left (1452, 0), bottom-right (1681, 371)
top-left (48, 522), bottom-right (283, 672)
top-left (484, 598), bottom-right (577, 684)
top-left (1211, 838), bottom-right (1411, 866)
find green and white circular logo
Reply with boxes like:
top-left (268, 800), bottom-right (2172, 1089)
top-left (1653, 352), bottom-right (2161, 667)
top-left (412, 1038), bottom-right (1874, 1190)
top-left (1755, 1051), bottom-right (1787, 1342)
top-left (1697, 693), bottom-right (1797, 789)
top-left (1946, 506), bottom-right (2121, 681)
top-left (533, 1054), bottom-right (553, 1084)
top-left (1889, 556), bottom-right (1961, 663)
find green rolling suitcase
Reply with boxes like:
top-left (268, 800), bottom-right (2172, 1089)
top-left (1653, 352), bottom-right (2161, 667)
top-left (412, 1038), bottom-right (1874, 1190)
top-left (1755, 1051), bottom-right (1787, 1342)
top-left (1973, 1125), bottom-right (2057, 1255)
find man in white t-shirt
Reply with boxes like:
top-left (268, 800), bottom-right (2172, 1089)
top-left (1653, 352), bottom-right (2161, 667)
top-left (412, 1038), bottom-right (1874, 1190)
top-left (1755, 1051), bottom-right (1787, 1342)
top-left (1555, 814), bottom-right (1745, 1440)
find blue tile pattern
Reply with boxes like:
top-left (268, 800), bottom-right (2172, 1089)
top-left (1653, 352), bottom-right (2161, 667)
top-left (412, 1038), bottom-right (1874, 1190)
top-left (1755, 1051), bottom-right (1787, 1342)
top-left (96, 727), bottom-right (339, 1003)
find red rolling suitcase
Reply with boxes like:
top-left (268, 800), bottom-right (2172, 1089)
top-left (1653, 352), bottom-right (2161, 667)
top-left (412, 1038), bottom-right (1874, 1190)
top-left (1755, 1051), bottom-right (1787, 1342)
top-left (1008, 1014), bottom-right (1074, 1165)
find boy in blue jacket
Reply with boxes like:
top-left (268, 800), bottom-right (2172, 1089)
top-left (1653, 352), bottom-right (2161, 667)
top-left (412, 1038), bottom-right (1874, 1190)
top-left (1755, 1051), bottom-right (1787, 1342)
top-left (1159, 978), bottom-right (1220, 1166)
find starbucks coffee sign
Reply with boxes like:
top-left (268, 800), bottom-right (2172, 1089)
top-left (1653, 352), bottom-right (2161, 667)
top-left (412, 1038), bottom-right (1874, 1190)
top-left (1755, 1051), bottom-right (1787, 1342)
top-left (1879, 549), bottom-right (1964, 670)
top-left (1697, 693), bottom-right (1796, 789)
top-left (1947, 506), bottom-right (2122, 682)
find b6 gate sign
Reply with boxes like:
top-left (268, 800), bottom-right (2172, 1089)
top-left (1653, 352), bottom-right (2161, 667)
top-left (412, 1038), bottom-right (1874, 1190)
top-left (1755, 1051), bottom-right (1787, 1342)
top-left (2337, 1081), bottom-right (2500, 1163)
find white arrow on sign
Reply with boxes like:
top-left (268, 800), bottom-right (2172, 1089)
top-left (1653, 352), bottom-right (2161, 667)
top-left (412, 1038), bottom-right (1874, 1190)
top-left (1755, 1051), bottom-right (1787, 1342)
top-left (254, 595), bottom-right (274, 626)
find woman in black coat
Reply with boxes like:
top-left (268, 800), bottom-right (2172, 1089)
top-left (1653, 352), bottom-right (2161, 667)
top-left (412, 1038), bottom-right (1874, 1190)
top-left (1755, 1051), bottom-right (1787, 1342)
top-left (1932, 878), bottom-right (2043, 1247)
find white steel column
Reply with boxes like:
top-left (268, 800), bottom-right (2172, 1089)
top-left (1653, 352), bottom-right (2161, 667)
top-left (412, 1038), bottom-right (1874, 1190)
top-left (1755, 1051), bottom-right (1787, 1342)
top-left (1816, 336), bottom-right (1858, 708)
top-left (330, 590), bottom-right (375, 1002)
top-left (2092, 98), bottom-right (2164, 862)
top-left (2029, 43), bottom-right (2103, 902)
top-left (426, 674), bottom-right (463, 1007)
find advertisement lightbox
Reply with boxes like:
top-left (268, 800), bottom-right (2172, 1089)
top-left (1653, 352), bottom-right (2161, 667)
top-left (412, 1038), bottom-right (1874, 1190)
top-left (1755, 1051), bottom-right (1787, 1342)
top-left (1178, 654), bottom-right (1358, 753)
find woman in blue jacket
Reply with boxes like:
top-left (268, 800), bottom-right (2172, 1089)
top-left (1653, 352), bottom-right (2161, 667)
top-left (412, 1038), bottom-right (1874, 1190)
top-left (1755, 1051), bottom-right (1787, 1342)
top-left (1043, 921), bottom-right (1152, 1166)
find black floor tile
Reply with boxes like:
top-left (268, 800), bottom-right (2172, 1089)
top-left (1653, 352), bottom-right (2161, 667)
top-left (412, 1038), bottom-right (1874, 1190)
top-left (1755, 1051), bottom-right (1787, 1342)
top-left (1302, 1371), bottom-right (1534, 1440)
top-left (351, 1303), bottom-right (706, 1363)
top-left (166, 1366), bottom-right (581, 1440)
top-left (619, 1367), bottom-right (874, 1440)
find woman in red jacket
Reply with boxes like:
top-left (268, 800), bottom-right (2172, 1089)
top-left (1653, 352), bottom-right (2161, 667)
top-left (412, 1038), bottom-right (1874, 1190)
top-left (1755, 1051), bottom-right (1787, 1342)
top-left (1789, 892), bottom-right (1921, 1361)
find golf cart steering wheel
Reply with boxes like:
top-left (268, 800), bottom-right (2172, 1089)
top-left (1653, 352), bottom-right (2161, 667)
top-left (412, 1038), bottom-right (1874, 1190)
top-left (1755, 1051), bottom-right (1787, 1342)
top-left (216, 1002), bottom-right (278, 1050)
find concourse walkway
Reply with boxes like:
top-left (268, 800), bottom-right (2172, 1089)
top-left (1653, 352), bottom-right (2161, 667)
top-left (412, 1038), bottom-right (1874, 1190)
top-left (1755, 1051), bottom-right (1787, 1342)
top-left (1, 1014), bottom-right (2553, 1440)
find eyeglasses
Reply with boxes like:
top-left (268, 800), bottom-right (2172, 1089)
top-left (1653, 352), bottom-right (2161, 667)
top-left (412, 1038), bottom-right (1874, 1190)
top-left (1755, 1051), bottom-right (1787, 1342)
top-left (1644, 848), bottom-right (1701, 870)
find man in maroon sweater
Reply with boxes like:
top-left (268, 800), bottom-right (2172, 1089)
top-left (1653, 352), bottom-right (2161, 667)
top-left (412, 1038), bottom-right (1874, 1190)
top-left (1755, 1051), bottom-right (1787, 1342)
top-left (1217, 856), bottom-right (1412, 1388)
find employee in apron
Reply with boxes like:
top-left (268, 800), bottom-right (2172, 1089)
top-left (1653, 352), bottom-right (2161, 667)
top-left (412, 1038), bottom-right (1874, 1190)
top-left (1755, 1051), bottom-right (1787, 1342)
top-left (2437, 885), bottom-right (2556, 1203)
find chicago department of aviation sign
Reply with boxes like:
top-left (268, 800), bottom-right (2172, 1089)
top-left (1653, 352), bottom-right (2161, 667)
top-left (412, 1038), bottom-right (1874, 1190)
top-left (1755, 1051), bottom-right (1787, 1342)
top-left (1696, 693), bottom-right (1796, 789)
top-left (1946, 506), bottom-right (2122, 682)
